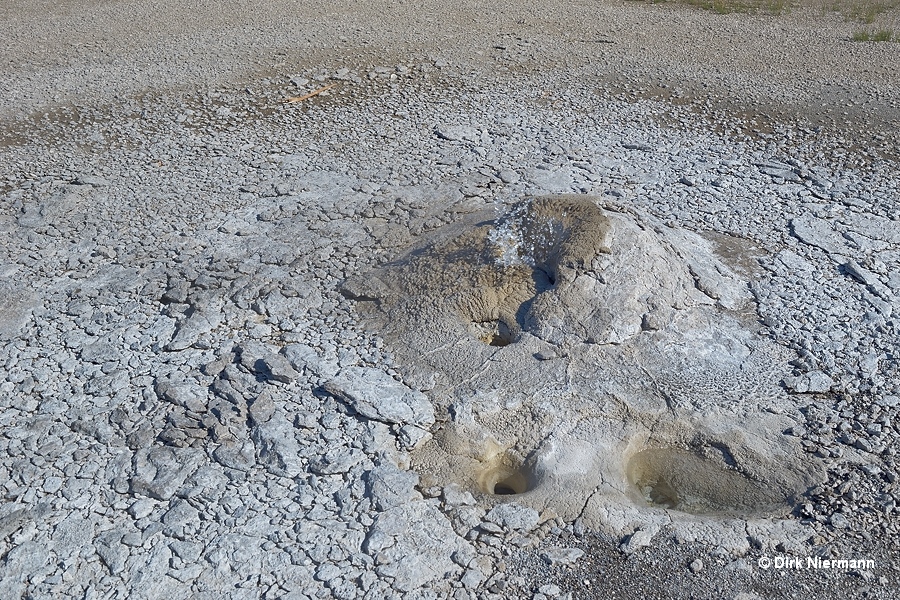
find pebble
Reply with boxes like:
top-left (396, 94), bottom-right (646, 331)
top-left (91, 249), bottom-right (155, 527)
top-left (621, 527), bottom-right (657, 554)
top-left (829, 512), bottom-right (851, 529)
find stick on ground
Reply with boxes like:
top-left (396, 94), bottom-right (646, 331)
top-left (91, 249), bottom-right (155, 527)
top-left (284, 83), bottom-right (338, 103)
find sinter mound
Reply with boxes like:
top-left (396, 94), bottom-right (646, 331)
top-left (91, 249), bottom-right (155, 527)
top-left (342, 195), bottom-right (824, 551)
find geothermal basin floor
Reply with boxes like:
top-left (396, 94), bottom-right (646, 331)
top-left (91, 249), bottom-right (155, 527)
top-left (1, 1), bottom-right (900, 599)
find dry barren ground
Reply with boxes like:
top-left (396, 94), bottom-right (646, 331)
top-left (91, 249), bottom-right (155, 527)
top-left (1, 2), bottom-right (898, 600)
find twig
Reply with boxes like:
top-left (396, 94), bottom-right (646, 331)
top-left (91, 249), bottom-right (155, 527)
top-left (284, 83), bottom-right (338, 103)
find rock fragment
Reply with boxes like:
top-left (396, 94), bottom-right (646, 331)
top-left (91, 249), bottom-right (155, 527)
top-left (259, 353), bottom-right (299, 383)
top-left (130, 447), bottom-right (205, 500)
top-left (364, 500), bottom-right (475, 592)
top-left (829, 512), bottom-right (850, 529)
top-left (95, 531), bottom-right (128, 574)
top-left (365, 463), bottom-right (422, 511)
top-left (435, 125), bottom-right (481, 142)
top-left (783, 370), bottom-right (834, 394)
top-left (484, 503), bottom-right (540, 532)
top-left (541, 546), bottom-right (585, 567)
top-left (154, 376), bottom-right (208, 412)
top-left (0, 282), bottom-right (36, 341)
top-left (323, 366), bottom-right (434, 427)
top-left (283, 343), bottom-right (340, 379)
top-left (621, 526), bottom-right (657, 554)
top-left (790, 216), bottom-right (850, 255)
top-left (251, 416), bottom-right (304, 477)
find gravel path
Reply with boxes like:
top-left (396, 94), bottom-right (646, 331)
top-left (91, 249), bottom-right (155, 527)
top-left (1, 2), bottom-right (899, 599)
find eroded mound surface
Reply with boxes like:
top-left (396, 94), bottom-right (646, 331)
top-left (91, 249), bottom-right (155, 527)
top-left (343, 196), bottom-right (611, 356)
top-left (344, 195), bottom-right (825, 550)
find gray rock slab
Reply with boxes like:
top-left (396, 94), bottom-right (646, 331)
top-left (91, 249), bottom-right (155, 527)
top-left (95, 530), bottom-right (128, 574)
top-left (484, 503), bottom-right (540, 532)
top-left (170, 540), bottom-right (203, 563)
top-left (790, 216), bottom-right (850, 255)
top-left (324, 366), bottom-right (434, 427)
top-left (783, 370), bottom-right (834, 394)
top-left (51, 514), bottom-right (95, 556)
top-left (248, 389), bottom-right (276, 424)
top-left (364, 500), bottom-right (475, 592)
top-left (442, 483), bottom-right (476, 507)
top-left (541, 546), bottom-right (585, 566)
top-left (165, 297), bottom-right (225, 351)
top-left (0, 540), bottom-right (50, 598)
top-left (162, 498), bottom-right (200, 538)
top-left (128, 498), bottom-right (156, 520)
top-left (73, 174), bottom-right (110, 186)
top-left (308, 446), bottom-right (366, 475)
top-left (154, 376), bottom-right (208, 412)
top-left (662, 226), bottom-right (753, 310)
top-left (365, 463), bottom-right (422, 510)
top-left (842, 260), bottom-right (878, 286)
top-left (260, 353), bottom-right (300, 383)
top-left (251, 416), bottom-right (304, 477)
top-left (435, 124), bottom-right (481, 143)
top-left (130, 447), bottom-right (205, 500)
top-left (0, 281), bottom-right (37, 341)
top-left (0, 508), bottom-right (30, 541)
top-left (621, 526), bottom-right (657, 554)
top-left (776, 249), bottom-right (816, 273)
top-left (212, 439), bottom-right (257, 472)
top-left (398, 424), bottom-right (432, 450)
top-left (829, 512), bottom-right (850, 529)
top-left (283, 343), bottom-right (340, 380)
top-left (844, 213), bottom-right (900, 244)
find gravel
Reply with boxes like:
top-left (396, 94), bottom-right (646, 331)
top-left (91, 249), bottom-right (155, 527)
top-left (1, 1), bottom-right (899, 599)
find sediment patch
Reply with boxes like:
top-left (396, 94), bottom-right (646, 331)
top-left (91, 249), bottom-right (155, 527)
top-left (627, 447), bottom-right (795, 516)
